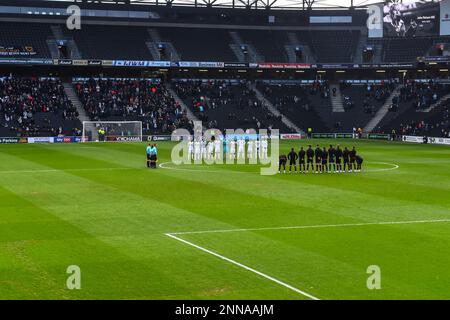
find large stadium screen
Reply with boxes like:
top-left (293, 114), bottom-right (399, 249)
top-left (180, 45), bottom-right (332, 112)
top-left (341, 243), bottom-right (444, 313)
top-left (383, 0), bottom-right (440, 37)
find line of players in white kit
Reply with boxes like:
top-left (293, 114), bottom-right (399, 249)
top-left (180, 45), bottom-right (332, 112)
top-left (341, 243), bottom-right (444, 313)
top-left (188, 137), bottom-right (269, 161)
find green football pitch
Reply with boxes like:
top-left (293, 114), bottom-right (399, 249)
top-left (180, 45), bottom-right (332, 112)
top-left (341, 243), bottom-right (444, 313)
top-left (1, 139), bottom-right (450, 300)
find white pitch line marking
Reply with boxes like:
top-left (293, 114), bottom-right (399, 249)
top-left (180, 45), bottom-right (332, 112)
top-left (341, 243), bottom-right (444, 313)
top-left (0, 167), bottom-right (137, 174)
top-left (165, 233), bottom-right (320, 301)
top-left (159, 161), bottom-right (399, 173)
top-left (166, 218), bottom-right (450, 300)
top-left (168, 218), bottom-right (450, 235)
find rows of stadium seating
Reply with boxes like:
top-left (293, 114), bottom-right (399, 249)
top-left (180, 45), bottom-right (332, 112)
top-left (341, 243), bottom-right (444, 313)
top-left (0, 78), bottom-right (81, 137)
top-left (158, 28), bottom-right (236, 62)
top-left (256, 82), bottom-right (329, 132)
top-left (381, 38), bottom-right (434, 63)
top-left (0, 22), bottom-right (52, 58)
top-left (173, 80), bottom-right (291, 132)
top-left (257, 81), bottom-right (395, 133)
top-left (336, 81), bottom-right (395, 130)
top-left (74, 79), bottom-right (192, 135)
top-left (2, 77), bottom-right (449, 138)
top-left (64, 25), bottom-right (153, 60)
top-left (377, 81), bottom-right (450, 137)
top-left (306, 30), bottom-right (360, 63)
top-left (0, 20), bottom-right (442, 63)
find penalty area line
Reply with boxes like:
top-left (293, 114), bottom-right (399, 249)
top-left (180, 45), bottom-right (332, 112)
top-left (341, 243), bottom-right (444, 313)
top-left (165, 233), bottom-right (320, 300)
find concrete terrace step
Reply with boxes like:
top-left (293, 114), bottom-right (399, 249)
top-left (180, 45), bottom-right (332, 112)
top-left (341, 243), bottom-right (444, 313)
top-left (330, 84), bottom-right (345, 113)
top-left (364, 85), bottom-right (401, 133)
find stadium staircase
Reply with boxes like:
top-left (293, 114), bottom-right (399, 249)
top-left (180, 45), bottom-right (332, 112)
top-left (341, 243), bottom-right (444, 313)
top-left (166, 84), bottom-right (200, 123)
top-left (418, 92), bottom-right (450, 113)
top-left (353, 29), bottom-right (368, 64)
top-left (147, 29), bottom-right (180, 61)
top-left (50, 25), bottom-right (82, 59)
top-left (329, 84), bottom-right (345, 112)
top-left (364, 85), bottom-right (401, 133)
top-left (46, 39), bottom-right (60, 59)
top-left (228, 31), bottom-right (263, 63)
top-left (250, 83), bottom-right (302, 133)
top-left (285, 32), bottom-right (315, 63)
top-left (63, 82), bottom-right (89, 122)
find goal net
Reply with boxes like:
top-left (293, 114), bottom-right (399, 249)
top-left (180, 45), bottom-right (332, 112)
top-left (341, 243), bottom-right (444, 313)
top-left (82, 121), bottom-right (143, 142)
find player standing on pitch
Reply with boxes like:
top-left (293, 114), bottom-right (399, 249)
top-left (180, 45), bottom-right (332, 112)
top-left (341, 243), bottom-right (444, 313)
top-left (321, 147), bottom-right (328, 173)
top-left (229, 139), bottom-right (236, 160)
top-left (306, 145), bottom-right (314, 173)
top-left (247, 139), bottom-right (254, 160)
top-left (261, 138), bottom-right (269, 160)
top-left (355, 154), bottom-right (363, 172)
top-left (188, 138), bottom-right (194, 161)
top-left (314, 145), bottom-right (322, 174)
top-left (349, 146), bottom-right (357, 173)
top-left (335, 145), bottom-right (343, 173)
top-left (298, 147), bottom-right (306, 174)
top-left (288, 148), bottom-right (298, 174)
top-left (342, 147), bottom-right (350, 172)
top-left (328, 145), bottom-right (336, 173)
top-left (237, 138), bottom-right (246, 160)
top-left (279, 154), bottom-right (287, 174)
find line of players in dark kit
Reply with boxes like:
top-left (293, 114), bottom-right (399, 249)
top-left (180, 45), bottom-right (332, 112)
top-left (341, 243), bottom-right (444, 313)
top-left (279, 145), bottom-right (363, 174)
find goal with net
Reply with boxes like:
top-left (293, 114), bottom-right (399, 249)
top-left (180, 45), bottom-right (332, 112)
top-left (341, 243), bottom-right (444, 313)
top-left (82, 121), bottom-right (143, 142)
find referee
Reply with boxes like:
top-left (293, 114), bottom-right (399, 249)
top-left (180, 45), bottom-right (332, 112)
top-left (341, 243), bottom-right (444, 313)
top-left (146, 143), bottom-right (152, 168)
top-left (150, 144), bottom-right (158, 169)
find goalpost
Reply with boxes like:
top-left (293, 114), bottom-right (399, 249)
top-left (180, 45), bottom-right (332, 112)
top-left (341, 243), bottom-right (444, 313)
top-left (82, 121), bottom-right (143, 142)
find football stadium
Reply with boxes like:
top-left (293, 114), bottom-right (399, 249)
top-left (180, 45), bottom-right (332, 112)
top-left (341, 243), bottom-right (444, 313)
top-left (1, 0), bottom-right (450, 308)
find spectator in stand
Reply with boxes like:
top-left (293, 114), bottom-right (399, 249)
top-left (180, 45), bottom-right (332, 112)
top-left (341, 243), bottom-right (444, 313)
top-left (75, 79), bottom-right (193, 135)
top-left (174, 80), bottom-right (283, 131)
top-left (0, 77), bottom-right (78, 136)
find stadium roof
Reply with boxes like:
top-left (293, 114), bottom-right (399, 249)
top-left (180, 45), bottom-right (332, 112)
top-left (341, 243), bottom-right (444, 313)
top-left (18, 0), bottom-right (440, 10)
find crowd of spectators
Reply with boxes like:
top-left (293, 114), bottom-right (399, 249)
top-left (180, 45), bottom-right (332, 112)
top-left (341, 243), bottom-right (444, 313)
top-left (0, 77), bottom-right (79, 136)
top-left (341, 81), bottom-right (395, 113)
top-left (174, 80), bottom-right (282, 130)
top-left (259, 81), bottom-right (331, 114)
top-left (390, 80), bottom-right (445, 112)
top-left (75, 79), bottom-right (192, 134)
top-left (392, 99), bottom-right (450, 138)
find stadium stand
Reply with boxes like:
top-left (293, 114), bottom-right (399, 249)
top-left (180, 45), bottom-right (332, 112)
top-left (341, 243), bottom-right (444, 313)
top-left (0, 1), bottom-right (449, 140)
top-left (382, 38), bottom-right (434, 63)
top-left (74, 79), bottom-right (193, 135)
top-left (158, 28), bottom-right (236, 62)
top-left (305, 30), bottom-right (360, 63)
top-left (255, 82), bottom-right (329, 132)
top-left (173, 80), bottom-right (290, 132)
top-left (376, 81), bottom-right (450, 137)
top-left (64, 25), bottom-right (153, 60)
top-left (237, 30), bottom-right (289, 62)
top-left (0, 22), bottom-right (52, 58)
top-left (0, 77), bottom-right (81, 137)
